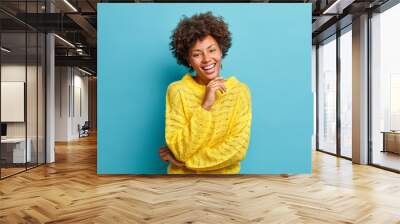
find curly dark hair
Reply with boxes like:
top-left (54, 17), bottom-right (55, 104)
top-left (170, 11), bottom-right (232, 68)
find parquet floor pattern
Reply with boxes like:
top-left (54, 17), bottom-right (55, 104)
top-left (1, 134), bottom-right (400, 223)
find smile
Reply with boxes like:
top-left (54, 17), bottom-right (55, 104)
top-left (201, 63), bottom-right (216, 71)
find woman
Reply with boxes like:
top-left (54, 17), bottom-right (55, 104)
top-left (160, 12), bottom-right (252, 174)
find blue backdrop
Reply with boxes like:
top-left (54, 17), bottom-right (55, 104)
top-left (98, 3), bottom-right (312, 174)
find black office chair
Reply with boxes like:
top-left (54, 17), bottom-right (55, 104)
top-left (78, 121), bottom-right (90, 138)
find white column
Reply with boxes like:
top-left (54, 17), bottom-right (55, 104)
top-left (45, 1), bottom-right (55, 163)
top-left (46, 33), bottom-right (55, 163)
top-left (352, 14), bottom-right (369, 164)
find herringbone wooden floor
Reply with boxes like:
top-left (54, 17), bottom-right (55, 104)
top-left (1, 134), bottom-right (400, 224)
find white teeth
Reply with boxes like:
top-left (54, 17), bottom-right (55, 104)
top-left (203, 64), bottom-right (215, 70)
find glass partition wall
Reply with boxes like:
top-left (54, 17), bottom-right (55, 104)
top-left (370, 3), bottom-right (400, 171)
top-left (316, 0), bottom-right (400, 172)
top-left (316, 27), bottom-right (353, 159)
top-left (0, 1), bottom-right (46, 179)
top-left (0, 31), bottom-right (27, 177)
top-left (316, 1), bottom-right (400, 172)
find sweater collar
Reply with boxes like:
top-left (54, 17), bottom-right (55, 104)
top-left (182, 73), bottom-right (239, 92)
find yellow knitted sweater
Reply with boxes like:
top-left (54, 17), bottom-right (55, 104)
top-left (165, 74), bottom-right (252, 174)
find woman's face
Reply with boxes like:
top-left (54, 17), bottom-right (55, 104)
top-left (188, 35), bottom-right (222, 82)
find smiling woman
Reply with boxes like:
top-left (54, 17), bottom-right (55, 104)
top-left (159, 12), bottom-right (252, 174)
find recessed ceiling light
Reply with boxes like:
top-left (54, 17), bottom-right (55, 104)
top-left (323, 0), bottom-right (355, 15)
top-left (54, 34), bottom-right (75, 48)
top-left (78, 67), bottom-right (93, 76)
top-left (1, 47), bottom-right (11, 53)
top-left (63, 0), bottom-right (78, 12)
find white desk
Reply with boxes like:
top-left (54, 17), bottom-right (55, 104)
top-left (1, 138), bottom-right (32, 163)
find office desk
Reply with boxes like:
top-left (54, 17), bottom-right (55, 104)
top-left (381, 131), bottom-right (400, 154)
top-left (1, 138), bottom-right (32, 163)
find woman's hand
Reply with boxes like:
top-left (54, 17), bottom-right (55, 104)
top-left (159, 146), bottom-right (170, 162)
top-left (159, 146), bottom-right (184, 167)
top-left (202, 77), bottom-right (226, 110)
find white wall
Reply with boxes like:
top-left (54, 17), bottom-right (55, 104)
top-left (55, 66), bottom-right (70, 141)
top-left (72, 73), bottom-right (89, 138)
top-left (1, 64), bottom-right (41, 138)
top-left (1, 63), bottom-right (46, 164)
top-left (55, 67), bottom-right (89, 141)
top-left (1, 65), bottom-right (26, 137)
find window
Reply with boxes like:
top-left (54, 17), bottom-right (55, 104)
top-left (371, 3), bottom-right (400, 171)
top-left (339, 28), bottom-right (352, 158)
top-left (317, 35), bottom-right (337, 154)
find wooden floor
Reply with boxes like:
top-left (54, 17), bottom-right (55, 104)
top-left (1, 167), bottom-right (26, 178)
top-left (1, 163), bottom-right (46, 178)
top-left (373, 150), bottom-right (400, 171)
top-left (1, 135), bottom-right (400, 223)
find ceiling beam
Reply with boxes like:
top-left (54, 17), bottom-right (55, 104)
top-left (67, 13), bottom-right (97, 46)
top-left (322, 0), bottom-right (356, 14)
top-left (55, 55), bottom-right (96, 71)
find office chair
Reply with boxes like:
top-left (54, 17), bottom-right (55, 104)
top-left (79, 121), bottom-right (90, 138)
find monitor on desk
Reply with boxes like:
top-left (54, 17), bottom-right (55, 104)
top-left (1, 123), bottom-right (7, 138)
